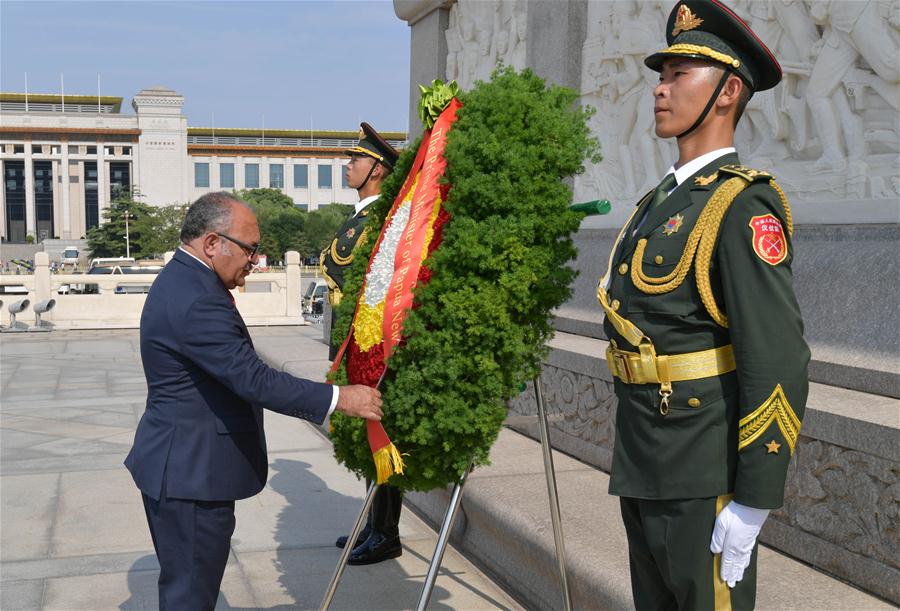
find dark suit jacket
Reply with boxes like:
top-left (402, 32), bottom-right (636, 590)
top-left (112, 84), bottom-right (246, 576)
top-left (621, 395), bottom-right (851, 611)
top-left (125, 249), bottom-right (333, 501)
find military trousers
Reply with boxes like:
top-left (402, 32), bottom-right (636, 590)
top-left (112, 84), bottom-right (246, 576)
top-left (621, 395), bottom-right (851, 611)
top-left (620, 495), bottom-right (758, 611)
top-left (364, 479), bottom-right (403, 537)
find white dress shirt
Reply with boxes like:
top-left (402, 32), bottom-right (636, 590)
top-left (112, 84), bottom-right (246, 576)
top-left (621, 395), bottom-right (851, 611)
top-left (664, 147), bottom-right (736, 193)
top-left (355, 194), bottom-right (379, 216)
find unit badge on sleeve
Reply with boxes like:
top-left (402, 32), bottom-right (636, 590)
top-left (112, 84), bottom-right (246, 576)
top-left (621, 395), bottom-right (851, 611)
top-left (749, 214), bottom-right (787, 265)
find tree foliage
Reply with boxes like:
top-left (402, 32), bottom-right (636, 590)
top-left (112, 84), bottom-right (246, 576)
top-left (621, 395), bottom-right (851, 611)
top-left (329, 68), bottom-right (600, 491)
top-left (86, 192), bottom-right (186, 259)
top-left (86, 187), bottom-right (355, 262)
top-left (236, 189), bottom-right (352, 261)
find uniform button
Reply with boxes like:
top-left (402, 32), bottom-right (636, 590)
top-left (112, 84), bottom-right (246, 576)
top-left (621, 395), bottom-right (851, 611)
top-left (688, 397), bottom-right (701, 408)
top-left (618, 263), bottom-right (629, 275)
top-left (654, 255), bottom-right (664, 264)
top-left (611, 299), bottom-right (620, 311)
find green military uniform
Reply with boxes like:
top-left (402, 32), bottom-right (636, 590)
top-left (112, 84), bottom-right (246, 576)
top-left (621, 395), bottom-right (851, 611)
top-left (321, 206), bottom-right (373, 360)
top-left (322, 122), bottom-right (405, 564)
top-left (599, 2), bottom-right (810, 609)
top-left (320, 122), bottom-right (398, 361)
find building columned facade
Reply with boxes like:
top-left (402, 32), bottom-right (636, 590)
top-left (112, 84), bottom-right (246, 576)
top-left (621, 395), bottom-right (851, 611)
top-left (0, 86), bottom-right (407, 243)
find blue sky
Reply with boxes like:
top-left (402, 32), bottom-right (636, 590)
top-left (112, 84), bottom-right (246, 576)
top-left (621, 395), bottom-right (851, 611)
top-left (1, 1), bottom-right (411, 132)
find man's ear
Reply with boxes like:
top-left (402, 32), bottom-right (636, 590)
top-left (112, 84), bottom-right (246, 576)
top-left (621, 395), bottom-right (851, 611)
top-left (201, 232), bottom-right (219, 258)
top-left (717, 73), bottom-right (744, 110)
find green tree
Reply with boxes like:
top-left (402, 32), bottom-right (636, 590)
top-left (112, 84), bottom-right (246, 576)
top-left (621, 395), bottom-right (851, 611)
top-left (235, 189), bottom-right (351, 261)
top-left (141, 204), bottom-right (187, 257)
top-left (236, 188), bottom-right (306, 260)
top-left (305, 203), bottom-right (354, 254)
top-left (86, 195), bottom-right (154, 258)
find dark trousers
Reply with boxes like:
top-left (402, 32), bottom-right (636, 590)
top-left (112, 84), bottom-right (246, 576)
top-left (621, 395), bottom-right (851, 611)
top-left (619, 495), bottom-right (758, 611)
top-left (366, 481), bottom-right (403, 537)
top-left (142, 493), bottom-right (236, 611)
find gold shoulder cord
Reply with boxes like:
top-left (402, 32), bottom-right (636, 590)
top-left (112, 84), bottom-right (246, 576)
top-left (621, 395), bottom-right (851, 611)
top-left (329, 237), bottom-right (354, 266)
top-left (629, 177), bottom-right (743, 327)
top-left (768, 179), bottom-right (794, 236)
top-left (630, 177), bottom-right (793, 328)
top-left (596, 203), bottom-right (649, 347)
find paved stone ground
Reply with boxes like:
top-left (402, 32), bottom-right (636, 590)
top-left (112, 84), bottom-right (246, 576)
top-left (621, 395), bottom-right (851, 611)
top-left (0, 328), bottom-right (522, 611)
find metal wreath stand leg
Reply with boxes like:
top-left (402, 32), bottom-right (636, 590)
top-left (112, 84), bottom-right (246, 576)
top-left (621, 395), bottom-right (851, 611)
top-left (319, 482), bottom-right (378, 611)
top-left (320, 376), bottom-right (572, 611)
top-left (415, 375), bottom-right (572, 611)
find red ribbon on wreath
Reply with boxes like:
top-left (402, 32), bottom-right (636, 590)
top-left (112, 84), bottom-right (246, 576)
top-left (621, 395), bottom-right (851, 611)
top-left (329, 98), bottom-right (461, 483)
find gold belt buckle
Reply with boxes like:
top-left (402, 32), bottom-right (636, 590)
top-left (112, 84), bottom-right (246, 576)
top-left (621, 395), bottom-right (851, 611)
top-left (614, 351), bottom-right (635, 384)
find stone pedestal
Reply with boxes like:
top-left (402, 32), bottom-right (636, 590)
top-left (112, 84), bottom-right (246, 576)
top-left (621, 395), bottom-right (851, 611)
top-left (394, 0), bottom-right (900, 601)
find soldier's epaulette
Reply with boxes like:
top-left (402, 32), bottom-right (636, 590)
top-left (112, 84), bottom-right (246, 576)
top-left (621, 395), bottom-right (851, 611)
top-left (719, 164), bottom-right (773, 183)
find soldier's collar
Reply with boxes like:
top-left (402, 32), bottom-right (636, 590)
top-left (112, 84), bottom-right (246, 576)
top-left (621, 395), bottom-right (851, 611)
top-left (355, 194), bottom-right (380, 215)
top-left (671, 146), bottom-right (735, 188)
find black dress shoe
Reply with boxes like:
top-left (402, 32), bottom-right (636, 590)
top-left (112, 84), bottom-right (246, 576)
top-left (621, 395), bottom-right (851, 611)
top-left (347, 531), bottom-right (402, 565)
top-left (335, 524), bottom-right (372, 549)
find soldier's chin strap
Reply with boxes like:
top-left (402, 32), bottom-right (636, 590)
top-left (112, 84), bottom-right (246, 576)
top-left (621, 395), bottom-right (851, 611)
top-left (356, 158), bottom-right (381, 192)
top-left (677, 69), bottom-right (732, 139)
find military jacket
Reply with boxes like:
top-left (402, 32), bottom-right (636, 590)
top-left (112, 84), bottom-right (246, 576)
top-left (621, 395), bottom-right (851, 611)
top-left (603, 152), bottom-right (809, 509)
top-left (320, 204), bottom-right (374, 295)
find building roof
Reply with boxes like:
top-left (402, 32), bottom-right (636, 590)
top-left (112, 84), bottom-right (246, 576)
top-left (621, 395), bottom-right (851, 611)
top-left (187, 127), bottom-right (407, 140)
top-left (0, 92), bottom-right (123, 113)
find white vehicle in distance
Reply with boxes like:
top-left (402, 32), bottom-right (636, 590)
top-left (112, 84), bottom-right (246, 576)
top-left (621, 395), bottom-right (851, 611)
top-left (302, 278), bottom-right (328, 317)
top-left (61, 247), bottom-right (80, 266)
top-left (89, 256), bottom-right (135, 269)
top-left (75, 263), bottom-right (162, 294)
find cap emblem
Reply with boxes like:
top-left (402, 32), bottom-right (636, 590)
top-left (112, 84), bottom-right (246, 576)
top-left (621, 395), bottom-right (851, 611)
top-left (358, 127), bottom-right (365, 139)
top-left (672, 4), bottom-right (704, 37)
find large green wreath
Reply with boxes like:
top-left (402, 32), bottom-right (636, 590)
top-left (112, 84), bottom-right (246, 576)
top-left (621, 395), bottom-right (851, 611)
top-left (329, 67), bottom-right (600, 491)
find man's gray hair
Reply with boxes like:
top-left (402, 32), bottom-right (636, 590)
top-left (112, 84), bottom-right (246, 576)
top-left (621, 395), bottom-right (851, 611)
top-left (180, 192), bottom-right (250, 243)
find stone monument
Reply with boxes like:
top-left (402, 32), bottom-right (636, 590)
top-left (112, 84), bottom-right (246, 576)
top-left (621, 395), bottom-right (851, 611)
top-left (394, 0), bottom-right (899, 603)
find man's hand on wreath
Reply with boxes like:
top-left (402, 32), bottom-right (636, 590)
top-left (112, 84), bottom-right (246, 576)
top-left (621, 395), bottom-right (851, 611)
top-left (336, 385), bottom-right (383, 421)
top-left (709, 501), bottom-right (770, 588)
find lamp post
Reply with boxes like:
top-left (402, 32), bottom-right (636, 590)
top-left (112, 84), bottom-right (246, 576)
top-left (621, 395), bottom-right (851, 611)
top-left (123, 211), bottom-right (132, 258)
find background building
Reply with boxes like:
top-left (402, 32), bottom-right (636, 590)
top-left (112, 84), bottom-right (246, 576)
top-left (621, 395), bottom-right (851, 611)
top-left (0, 86), bottom-right (407, 243)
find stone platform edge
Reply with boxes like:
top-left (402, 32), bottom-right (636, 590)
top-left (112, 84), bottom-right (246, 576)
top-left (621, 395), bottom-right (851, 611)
top-left (506, 332), bottom-right (900, 604)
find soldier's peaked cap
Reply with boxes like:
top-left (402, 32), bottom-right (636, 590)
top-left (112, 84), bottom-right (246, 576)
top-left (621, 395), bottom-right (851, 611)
top-left (644, 0), bottom-right (782, 92)
top-left (344, 122), bottom-right (400, 169)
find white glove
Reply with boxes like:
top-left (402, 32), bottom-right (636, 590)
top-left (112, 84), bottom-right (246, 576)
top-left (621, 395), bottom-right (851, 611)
top-left (709, 501), bottom-right (769, 588)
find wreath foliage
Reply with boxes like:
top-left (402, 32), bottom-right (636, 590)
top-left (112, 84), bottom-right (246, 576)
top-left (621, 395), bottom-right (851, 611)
top-left (329, 67), bottom-right (600, 491)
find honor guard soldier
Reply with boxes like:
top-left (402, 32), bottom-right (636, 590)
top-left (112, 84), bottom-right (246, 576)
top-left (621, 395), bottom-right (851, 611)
top-left (322, 123), bottom-right (406, 565)
top-left (598, 1), bottom-right (810, 608)
top-left (321, 122), bottom-right (399, 360)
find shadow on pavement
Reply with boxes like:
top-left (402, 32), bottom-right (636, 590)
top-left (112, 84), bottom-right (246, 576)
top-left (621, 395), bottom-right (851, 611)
top-left (269, 458), bottom-right (457, 611)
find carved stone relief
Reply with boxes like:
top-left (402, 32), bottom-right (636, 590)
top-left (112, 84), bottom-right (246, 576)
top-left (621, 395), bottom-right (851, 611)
top-left (446, 0), bottom-right (900, 204)
top-left (508, 365), bottom-right (618, 455)
top-left (446, 0), bottom-right (527, 90)
top-left (509, 362), bottom-right (900, 577)
top-left (574, 0), bottom-right (900, 203)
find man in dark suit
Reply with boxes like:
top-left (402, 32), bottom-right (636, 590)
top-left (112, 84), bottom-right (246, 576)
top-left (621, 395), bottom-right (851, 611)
top-left (600, 1), bottom-right (809, 609)
top-left (125, 191), bottom-right (383, 610)
top-left (321, 123), bottom-right (405, 565)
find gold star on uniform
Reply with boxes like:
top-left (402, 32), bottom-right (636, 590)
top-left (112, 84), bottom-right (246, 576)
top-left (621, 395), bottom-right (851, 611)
top-left (765, 439), bottom-right (781, 454)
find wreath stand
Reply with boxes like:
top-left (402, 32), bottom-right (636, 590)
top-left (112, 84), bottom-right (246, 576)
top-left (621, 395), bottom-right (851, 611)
top-left (319, 376), bottom-right (572, 611)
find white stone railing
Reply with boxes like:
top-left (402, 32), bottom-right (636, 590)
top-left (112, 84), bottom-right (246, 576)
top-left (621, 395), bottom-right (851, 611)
top-left (0, 251), bottom-right (305, 330)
